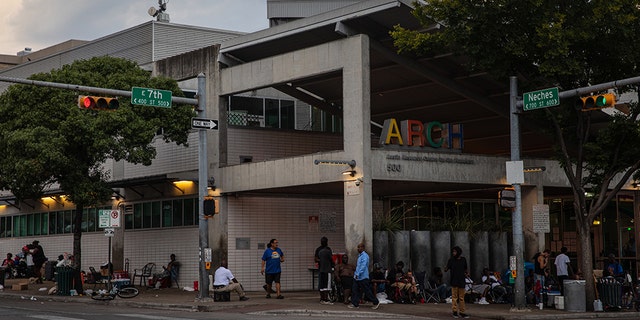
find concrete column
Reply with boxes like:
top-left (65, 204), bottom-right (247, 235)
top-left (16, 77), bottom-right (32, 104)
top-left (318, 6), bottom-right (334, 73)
top-left (522, 185), bottom-right (542, 258)
top-left (343, 35), bottom-right (373, 260)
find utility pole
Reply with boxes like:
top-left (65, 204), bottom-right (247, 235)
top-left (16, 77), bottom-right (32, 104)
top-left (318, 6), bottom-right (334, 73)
top-left (195, 73), bottom-right (211, 300)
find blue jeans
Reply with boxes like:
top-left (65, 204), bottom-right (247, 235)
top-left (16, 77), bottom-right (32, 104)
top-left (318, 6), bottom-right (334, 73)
top-left (534, 274), bottom-right (545, 303)
top-left (351, 278), bottom-right (379, 307)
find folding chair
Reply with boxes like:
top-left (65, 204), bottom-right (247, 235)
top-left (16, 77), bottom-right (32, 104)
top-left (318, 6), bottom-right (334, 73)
top-left (413, 271), bottom-right (428, 303)
top-left (424, 277), bottom-right (442, 303)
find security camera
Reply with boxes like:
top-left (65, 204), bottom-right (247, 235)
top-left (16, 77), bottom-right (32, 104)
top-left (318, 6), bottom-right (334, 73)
top-left (355, 178), bottom-right (363, 186)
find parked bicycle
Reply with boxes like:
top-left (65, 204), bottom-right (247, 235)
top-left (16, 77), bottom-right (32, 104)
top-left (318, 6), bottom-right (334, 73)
top-left (90, 279), bottom-right (139, 300)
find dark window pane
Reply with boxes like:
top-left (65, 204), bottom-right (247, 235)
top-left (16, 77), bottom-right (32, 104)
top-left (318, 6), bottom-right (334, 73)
top-left (265, 98), bottom-right (279, 128)
top-left (281, 100), bottom-right (295, 130)
top-left (143, 202), bottom-right (152, 228)
top-left (162, 201), bottom-right (173, 227)
top-left (152, 201), bottom-right (161, 228)
top-left (183, 198), bottom-right (195, 225)
top-left (134, 204), bottom-right (143, 229)
top-left (173, 199), bottom-right (183, 227)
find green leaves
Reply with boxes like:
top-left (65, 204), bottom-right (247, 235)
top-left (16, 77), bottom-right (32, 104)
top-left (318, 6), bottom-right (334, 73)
top-left (0, 56), bottom-right (195, 205)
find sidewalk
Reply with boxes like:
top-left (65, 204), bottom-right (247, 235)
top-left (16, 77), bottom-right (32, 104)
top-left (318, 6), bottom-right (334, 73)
top-left (0, 278), bottom-right (637, 319)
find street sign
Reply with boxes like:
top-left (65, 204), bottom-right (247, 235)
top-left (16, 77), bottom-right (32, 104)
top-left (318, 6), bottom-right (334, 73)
top-left (131, 87), bottom-right (172, 108)
top-left (191, 117), bottom-right (218, 130)
top-left (104, 228), bottom-right (115, 237)
top-left (98, 209), bottom-right (121, 228)
top-left (523, 87), bottom-right (559, 111)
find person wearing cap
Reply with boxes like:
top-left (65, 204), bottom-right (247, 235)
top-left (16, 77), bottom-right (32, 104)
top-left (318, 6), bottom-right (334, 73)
top-left (334, 255), bottom-right (356, 304)
top-left (370, 262), bottom-right (387, 294)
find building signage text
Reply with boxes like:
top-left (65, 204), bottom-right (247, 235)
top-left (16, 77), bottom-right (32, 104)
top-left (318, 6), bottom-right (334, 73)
top-left (379, 118), bottom-right (463, 151)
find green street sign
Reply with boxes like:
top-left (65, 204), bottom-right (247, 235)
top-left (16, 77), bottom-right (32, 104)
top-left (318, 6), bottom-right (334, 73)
top-left (523, 87), bottom-right (559, 111)
top-left (131, 87), bottom-right (172, 108)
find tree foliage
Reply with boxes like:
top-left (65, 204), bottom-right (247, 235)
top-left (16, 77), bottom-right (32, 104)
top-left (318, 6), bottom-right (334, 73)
top-left (392, 0), bottom-right (640, 308)
top-left (0, 56), bottom-right (195, 275)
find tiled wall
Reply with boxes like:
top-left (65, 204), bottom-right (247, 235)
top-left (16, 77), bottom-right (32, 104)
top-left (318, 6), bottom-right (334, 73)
top-left (227, 196), bottom-right (345, 291)
top-left (1, 227), bottom-right (200, 288)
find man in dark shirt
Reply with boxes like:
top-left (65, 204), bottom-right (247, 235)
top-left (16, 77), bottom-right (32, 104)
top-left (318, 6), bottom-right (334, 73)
top-left (315, 236), bottom-right (334, 304)
top-left (445, 246), bottom-right (469, 319)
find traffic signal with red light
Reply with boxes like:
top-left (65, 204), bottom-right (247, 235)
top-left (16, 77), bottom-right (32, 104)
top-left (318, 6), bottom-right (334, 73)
top-left (577, 93), bottom-right (616, 111)
top-left (77, 95), bottom-right (119, 110)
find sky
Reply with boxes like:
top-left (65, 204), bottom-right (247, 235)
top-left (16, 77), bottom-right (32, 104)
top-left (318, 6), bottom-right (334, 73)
top-left (0, 0), bottom-right (269, 56)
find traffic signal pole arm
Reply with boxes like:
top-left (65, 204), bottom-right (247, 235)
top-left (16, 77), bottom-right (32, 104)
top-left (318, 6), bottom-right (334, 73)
top-left (515, 74), bottom-right (640, 109)
top-left (0, 75), bottom-right (198, 106)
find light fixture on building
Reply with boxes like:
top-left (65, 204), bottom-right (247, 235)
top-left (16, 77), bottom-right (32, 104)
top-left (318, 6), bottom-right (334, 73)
top-left (523, 166), bottom-right (546, 173)
top-left (314, 159), bottom-right (356, 167)
top-left (342, 169), bottom-right (356, 177)
top-left (593, 219), bottom-right (601, 225)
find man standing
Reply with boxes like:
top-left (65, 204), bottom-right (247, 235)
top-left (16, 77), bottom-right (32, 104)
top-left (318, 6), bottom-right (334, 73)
top-left (554, 247), bottom-right (571, 294)
top-left (533, 249), bottom-right (550, 307)
top-left (31, 240), bottom-right (46, 284)
top-left (315, 236), bottom-right (334, 304)
top-left (348, 242), bottom-right (380, 310)
top-left (445, 246), bottom-right (469, 319)
top-left (261, 238), bottom-right (285, 299)
top-left (213, 260), bottom-right (249, 301)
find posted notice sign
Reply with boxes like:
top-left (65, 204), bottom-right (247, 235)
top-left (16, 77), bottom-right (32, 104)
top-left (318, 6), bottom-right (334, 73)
top-left (99, 209), bottom-right (121, 228)
top-left (532, 204), bottom-right (550, 233)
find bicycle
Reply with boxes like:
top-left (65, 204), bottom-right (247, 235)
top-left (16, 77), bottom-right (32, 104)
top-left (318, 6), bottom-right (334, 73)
top-left (90, 279), bottom-right (139, 300)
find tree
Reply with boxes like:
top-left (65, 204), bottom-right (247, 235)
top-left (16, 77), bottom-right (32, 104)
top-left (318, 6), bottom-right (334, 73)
top-left (0, 56), bottom-right (194, 284)
top-left (391, 0), bottom-right (640, 308)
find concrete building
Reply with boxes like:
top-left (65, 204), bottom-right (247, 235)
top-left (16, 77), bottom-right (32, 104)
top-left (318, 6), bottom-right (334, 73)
top-left (1, 0), bottom-right (638, 292)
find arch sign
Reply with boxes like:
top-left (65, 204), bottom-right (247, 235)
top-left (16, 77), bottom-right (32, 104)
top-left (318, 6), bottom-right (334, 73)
top-left (99, 209), bottom-right (121, 228)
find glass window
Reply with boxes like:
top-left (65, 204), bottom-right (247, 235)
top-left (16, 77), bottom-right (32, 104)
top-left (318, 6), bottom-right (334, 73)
top-left (152, 201), bottom-right (161, 228)
top-left (41, 213), bottom-right (48, 235)
top-left (265, 98), bottom-right (279, 128)
top-left (404, 200), bottom-right (418, 231)
top-left (183, 198), bottom-right (195, 226)
top-left (133, 204), bottom-right (143, 229)
top-left (63, 211), bottom-right (73, 234)
top-left (143, 202), bottom-right (152, 228)
top-left (125, 211), bottom-right (133, 230)
top-left (173, 199), bottom-right (183, 227)
top-left (281, 100), bottom-right (295, 130)
top-left (162, 201), bottom-right (173, 227)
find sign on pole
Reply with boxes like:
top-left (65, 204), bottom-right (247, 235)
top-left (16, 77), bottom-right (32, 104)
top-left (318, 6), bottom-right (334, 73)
top-left (523, 87), bottom-right (559, 111)
top-left (191, 117), bottom-right (218, 130)
top-left (99, 209), bottom-right (121, 228)
top-left (131, 87), bottom-right (172, 108)
top-left (532, 204), bottom-right (550, 233)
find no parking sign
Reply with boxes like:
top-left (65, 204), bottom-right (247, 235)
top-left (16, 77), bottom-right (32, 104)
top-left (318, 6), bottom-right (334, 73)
top-left (99, 209), bottom-right (121, 228)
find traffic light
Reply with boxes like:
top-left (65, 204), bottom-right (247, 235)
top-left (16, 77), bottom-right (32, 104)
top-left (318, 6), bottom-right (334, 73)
top-left (204, 198), bottom-right (216, 217)
top-left (576, 93), bottom-right (616, 111)
top-left (77, 95), bottom-right (119, 110)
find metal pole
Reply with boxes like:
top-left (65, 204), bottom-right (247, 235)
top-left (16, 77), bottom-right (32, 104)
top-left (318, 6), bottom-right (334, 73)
top-left (510, 76), bottom-right (526, 309)
top-left (196, 73), bottom-right (210, 300)
top-left (0, 75), bottom-right (197, 105)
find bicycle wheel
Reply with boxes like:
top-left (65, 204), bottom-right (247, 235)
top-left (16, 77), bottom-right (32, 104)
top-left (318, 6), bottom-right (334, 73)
top-left (117, 286), bottom-right (139, 298)
top-left (91, 292), bottom-right (116, 301)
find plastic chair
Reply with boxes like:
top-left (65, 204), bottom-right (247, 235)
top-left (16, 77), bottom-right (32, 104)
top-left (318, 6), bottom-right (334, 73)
top-left (132, 263), bottom-right (155, 287)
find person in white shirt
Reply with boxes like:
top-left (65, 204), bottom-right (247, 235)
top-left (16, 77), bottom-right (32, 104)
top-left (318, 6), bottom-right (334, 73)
top-left (213, 260), bottom-right (249, 301)
top-left (554, 247), bottom-right (571, 295)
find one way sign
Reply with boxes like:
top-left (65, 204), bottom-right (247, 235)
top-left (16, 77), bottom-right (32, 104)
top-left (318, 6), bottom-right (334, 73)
top-left (191, 118), bottom-right (218, 130)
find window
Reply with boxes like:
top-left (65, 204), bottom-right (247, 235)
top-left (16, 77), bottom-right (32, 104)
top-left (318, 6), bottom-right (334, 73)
top-left (228, 95), bottom-right (296, 130)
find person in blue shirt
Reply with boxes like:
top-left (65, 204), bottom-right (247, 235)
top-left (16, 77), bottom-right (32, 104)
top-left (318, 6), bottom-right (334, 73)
top-left (348, 242), bottom-right (380, 310)
top-left (261, 239), bottom-right (285, 299)
top-left (604, 253), bottom-right (624, 279)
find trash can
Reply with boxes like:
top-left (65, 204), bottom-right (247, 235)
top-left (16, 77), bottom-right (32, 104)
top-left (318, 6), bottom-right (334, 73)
top-left (55, 266), bottom-right (74, 296)
top-left (563, 280), bottom-right (586, 312)
top-left (597, 277), bottom-right (622, 308)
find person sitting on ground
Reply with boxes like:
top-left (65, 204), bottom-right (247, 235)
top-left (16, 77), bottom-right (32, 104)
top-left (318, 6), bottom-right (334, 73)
top-left (387, 261), bottom-right (415, 303)
top-left (2, 253), bottom-right (15, 278)
top-left (429, 267), bottom-right (450, 301)
top-left (370, 262), bottom-right (388, 295)
top-left (56, 253), bottom-right (72, 267)
top-left (334, 255), bottom-right (356, 304)
top-left (465, 274), bottom-right (490, 304)
top-left (481, 268), bottom-right (510, 303)
top-left (212, 259), bottom-right (249, 301)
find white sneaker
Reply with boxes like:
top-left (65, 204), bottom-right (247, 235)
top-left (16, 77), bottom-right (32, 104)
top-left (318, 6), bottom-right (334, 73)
top-left (478, 297), bottom-right (490, 305)
top-left (320, 300), bottom-right (334, 305)
top-left (371, 302), bottom-right (380, 310)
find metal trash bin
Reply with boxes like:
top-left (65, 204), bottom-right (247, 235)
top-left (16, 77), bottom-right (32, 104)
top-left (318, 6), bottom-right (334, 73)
top-left (0, 267), bottom-right (5, 287)
top-left (55, 266), bottom-right (75, 296)
top-left (563, 280), bottom-right (586, 312)
top-left (597, 277), bottom-right (622, 308)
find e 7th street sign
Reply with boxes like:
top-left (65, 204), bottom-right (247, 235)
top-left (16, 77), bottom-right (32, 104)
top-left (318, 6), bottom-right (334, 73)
top-left (131, 87), bottom-right (172, 108)
top-left (523, 87), bottom-right (559, 111)
top-left (192, 118), bottom-right (218, 130)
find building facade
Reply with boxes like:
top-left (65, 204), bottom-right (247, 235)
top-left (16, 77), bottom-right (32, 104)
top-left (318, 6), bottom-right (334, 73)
top-left (1, 0), bottom-right (638, 292)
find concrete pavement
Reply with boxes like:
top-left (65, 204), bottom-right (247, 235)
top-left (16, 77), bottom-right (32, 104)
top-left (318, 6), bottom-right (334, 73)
top-left (0, 278), bottom-right (638, 319)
